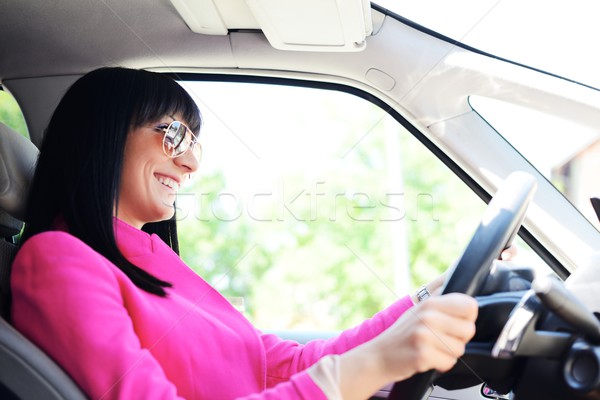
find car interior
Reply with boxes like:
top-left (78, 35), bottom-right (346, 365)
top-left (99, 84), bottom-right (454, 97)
top-left (1, 1), bottom-right (600, 399)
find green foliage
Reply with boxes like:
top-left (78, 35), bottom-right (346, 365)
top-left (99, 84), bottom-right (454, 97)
top-left (400, 133), bottom-right (485, 287)
top-left (0, 90), bottom-right (29, 138)
top-left (177, 171), bottom-right (273, 303)
top-left (176, 84), bottom-right (485, 331)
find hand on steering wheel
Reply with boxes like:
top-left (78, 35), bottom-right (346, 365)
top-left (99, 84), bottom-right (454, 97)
top-left (389, 171), bottom-right (537, 400)
top-left (371, 293), bottom-right (478, 383)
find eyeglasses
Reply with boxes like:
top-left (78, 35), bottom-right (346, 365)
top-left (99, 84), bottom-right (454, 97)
top-left (157, 120), bottom-right (202, 160)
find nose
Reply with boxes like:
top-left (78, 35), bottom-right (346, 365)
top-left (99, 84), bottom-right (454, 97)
top-left (173, 146), bottom-right (200, 175)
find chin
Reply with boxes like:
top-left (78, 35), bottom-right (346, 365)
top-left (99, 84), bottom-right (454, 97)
top-left (147, 205), bottom-right (175, 224)
top-left (159, 199), bottom-right (176, 215)
top-left (160, 209), bottom-right (176, 222)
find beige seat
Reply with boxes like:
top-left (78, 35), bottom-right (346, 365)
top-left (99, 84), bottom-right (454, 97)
top-left (0, 122), bottom-right (86, 399)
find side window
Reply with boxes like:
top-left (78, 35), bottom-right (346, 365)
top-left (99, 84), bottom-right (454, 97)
top-left (0, 89), bottom-right (29, 138)
top-left (176, 81), bottom-right (501, 331)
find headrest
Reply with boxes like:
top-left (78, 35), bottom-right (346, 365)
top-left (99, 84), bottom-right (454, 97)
top-left (0, 123), bottom-right (39, 223)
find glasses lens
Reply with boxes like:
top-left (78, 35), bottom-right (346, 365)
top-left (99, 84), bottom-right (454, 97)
top-left (163, 121), bottom-right (188, 157)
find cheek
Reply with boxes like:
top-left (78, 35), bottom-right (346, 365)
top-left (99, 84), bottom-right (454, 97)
top-left (120, 156), bottom-right (140, 192)
top-left (120, 155), bottom-right (151, 204)
top-left (118, 174), bottom-right (141, 210)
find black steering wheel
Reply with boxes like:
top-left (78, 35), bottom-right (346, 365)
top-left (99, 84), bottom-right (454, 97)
top-left (388, 171), bottom-right (538, 400)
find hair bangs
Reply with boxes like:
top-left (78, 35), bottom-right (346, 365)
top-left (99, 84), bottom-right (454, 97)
top-left (131, 73), bottom-right (202, 135)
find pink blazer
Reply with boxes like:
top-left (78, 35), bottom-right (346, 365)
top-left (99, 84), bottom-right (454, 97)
top-left (11, 219), bottom-right (413, 399)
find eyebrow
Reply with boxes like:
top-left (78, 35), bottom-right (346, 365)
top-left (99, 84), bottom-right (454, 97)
top-left (167, 114), bottom-right (191, 127)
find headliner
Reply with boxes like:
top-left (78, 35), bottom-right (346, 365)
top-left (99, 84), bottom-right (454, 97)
top-left (0, 0), bottom-right (239, 81)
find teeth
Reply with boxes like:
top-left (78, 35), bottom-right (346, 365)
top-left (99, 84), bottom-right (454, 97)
top-left (157, 176), bottom-right (179, 192)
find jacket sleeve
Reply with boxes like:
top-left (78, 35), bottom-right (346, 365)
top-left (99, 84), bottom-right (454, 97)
top-left (235, 371), bottom-right (326, 400)
top-left (11, 232), bottom-right (330, 400)
top-left (261, 295), bottom-right (414, 387)
top-left (11, 232), bottom-right (186, 400)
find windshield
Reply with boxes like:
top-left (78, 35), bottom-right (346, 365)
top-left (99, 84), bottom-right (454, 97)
top-left (375, 0), bottom-right (600, 231)
top-left (375, 0), bottom-right (600, 89)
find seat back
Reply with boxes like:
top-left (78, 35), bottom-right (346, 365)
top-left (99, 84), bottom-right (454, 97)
top-left (0, 122), bottom-right (87, 399)
top-left (0, 212), bottom-right (22, 319)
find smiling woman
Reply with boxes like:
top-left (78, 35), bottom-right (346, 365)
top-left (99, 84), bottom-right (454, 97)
top-left (18, 67), bottom-right (201, 295)
top-left (8, 67), bottom-right (480, 400)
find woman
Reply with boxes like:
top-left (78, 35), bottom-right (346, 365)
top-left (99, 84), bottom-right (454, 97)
top-left (10, 67), bottom-right (477, 399)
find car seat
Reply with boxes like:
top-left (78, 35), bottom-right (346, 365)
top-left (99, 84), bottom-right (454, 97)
top-left (0, 122), bottom-right (87, 399)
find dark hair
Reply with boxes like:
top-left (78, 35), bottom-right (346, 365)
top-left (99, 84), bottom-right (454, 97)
top-left (20, 67), bottom-right (202, 296)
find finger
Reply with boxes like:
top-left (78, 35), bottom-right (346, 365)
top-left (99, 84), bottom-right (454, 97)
top-left (501, 244), bottom-right (518, 260)
top-left (434, 353), bottom-right (462, 373)
top-left (408, 327), bottom-right (467, 373)
top-left (430, 324), bottom-right (471, 355)
top-left (411, 347), bottom-right (461, 374)
top-left (427, 273), bottom-right (447, 296)
top-left (415, 306), bottom-right (477, 344)
top-left (429, 335), bottom-right (468, 370)
top-left (419, 294), bottom-right (478, 321)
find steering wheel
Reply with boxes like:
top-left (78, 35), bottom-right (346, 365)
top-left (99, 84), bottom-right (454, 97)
top-left (388, 171), bottom-right (538, 400)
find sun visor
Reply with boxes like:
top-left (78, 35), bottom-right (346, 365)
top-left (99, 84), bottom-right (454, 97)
top-left (169, 0), bottom-right (229, 35)
top-left (170, 0), bottom-right (373, 52)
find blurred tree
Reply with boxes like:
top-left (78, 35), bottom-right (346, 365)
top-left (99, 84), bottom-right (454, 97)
top-left (0, 90), bottom-right (29, 137)
top-left (176, 83), bottom-right (485, 331)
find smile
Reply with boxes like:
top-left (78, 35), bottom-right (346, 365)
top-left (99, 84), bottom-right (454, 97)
top-left (155, 174), bottom-right (180, 192)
